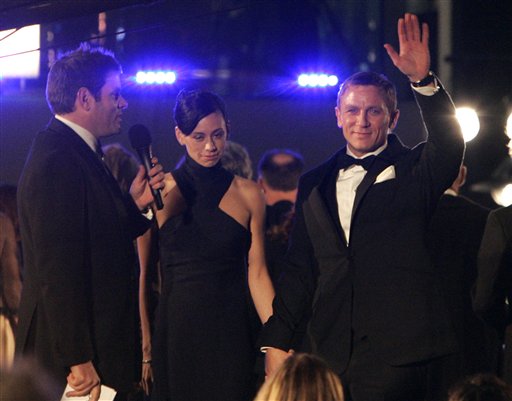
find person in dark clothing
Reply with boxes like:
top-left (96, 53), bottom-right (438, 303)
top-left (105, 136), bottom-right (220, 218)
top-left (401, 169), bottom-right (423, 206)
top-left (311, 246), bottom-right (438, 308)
top-left (15, 43), bottom-right (163, 401)
top-left (427, 165), bottom-right (500, 394)
top-left (257, 149), bottom-right (304, 285)
top-left (474, 203), bottom-right (512, 384)
top-left (261, 13), bottom-right (464, 401)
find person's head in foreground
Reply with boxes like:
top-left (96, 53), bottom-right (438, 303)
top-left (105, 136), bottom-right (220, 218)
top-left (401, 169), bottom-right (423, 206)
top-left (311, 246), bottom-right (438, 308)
top-left (254, 353), bottom-right (344, 401)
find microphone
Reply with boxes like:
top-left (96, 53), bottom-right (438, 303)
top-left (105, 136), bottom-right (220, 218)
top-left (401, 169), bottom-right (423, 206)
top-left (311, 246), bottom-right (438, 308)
top-left (128, 124), bottom-right (164, 210)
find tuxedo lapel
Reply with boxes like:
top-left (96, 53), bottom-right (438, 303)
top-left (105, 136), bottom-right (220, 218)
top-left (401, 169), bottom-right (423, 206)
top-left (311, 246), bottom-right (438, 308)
top-left (304, 188), bottom-right (345, 245)
top-left (317, 155), bottom-right (346, 244)
top-left (351, 157), bottom-right (392, 220)
top-left (350, 135), bottom-right (407, 220)
top-left (303, 187), bottom-right (349, 262)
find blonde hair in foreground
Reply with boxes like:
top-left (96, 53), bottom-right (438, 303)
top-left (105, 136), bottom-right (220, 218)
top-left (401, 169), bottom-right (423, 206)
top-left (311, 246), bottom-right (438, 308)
top-left (255, 353), bottom-right (344, 401)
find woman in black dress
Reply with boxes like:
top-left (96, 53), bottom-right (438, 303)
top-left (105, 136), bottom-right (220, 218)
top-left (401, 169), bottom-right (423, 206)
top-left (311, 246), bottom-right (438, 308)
top-left (140, 90), bottom-right (274, 401)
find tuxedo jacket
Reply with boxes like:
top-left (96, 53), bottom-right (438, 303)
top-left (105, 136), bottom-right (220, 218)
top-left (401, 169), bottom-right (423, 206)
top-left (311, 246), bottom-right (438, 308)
top-left (473, 205), bottom-right (512, 382)
top-left (260, 86), bottom-right (465, 373)
top-left (15, 118), bottom-right (151, 391)
top-left (473, 205), bottom-right (512, 330)
top-left (428, 194), bottom-right (496, 375)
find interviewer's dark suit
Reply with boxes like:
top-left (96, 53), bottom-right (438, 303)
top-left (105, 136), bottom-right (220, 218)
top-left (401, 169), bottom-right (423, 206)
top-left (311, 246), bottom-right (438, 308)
top-left (473, 205), bottom-right (512, 383)
top-left (260, 86), bottom-right (464, 398)
top-left (15, 118), bottom-right (150, 392)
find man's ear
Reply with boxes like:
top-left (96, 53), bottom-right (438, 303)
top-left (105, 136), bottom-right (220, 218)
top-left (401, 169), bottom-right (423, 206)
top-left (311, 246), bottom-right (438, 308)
top-left (175, 126), bottom-right (186, 146)
top-left (389, 109), bottom-right (400, 130)
top-left (335, 106), bottom-right (343, 128)
top-left (76, 87), bottom-right (92, 111)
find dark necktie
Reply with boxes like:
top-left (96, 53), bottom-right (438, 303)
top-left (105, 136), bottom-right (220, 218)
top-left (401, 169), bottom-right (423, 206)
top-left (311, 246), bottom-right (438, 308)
top-left (336, 153), bottom-right (377, 171)
top-left (95, 142), bottom-right (115, 177)
top-left (95, 142), bottom-right (105, 161)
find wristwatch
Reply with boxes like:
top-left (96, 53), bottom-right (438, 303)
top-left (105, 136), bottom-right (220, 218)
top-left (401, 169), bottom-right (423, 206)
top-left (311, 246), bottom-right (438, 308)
top-left (411, 71), bottom-right (436, 87)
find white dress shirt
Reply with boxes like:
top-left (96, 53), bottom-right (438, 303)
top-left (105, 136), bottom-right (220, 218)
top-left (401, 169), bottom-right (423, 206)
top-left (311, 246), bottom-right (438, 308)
top-left (55, 114), bottom-right (99, 153)
top-left (336, 143), bottom-right (387, 244)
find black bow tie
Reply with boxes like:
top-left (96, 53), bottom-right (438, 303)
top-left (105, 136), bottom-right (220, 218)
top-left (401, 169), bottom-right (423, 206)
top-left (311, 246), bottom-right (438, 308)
top-left (337, 153), bottom-right (377, 171)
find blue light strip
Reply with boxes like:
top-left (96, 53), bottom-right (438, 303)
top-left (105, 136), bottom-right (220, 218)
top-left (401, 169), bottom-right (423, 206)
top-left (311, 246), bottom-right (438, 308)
top-left (135, 70), bottom-right (177, 85)
top-left (297, 73), bottom-right (338, 88)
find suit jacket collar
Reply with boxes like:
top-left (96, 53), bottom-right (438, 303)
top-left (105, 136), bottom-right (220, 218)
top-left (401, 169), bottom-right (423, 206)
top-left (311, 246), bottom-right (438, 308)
top-left (310, 134), bottom-right (408, 245)
top-left (47, 118), bottom-right (124, 198)
top-left (47, 117), bottom-right (97, 155)
top-left (54, 115), bottom-right (98, 153)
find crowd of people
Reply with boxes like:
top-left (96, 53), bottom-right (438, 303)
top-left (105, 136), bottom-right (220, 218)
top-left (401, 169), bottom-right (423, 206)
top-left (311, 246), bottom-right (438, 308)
top-left (2, 11), bottom-right (512, 401)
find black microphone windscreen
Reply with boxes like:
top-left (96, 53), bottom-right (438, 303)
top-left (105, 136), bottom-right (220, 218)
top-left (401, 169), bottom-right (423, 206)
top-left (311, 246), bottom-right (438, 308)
top-left (128, 124), bottom-right (152, 149)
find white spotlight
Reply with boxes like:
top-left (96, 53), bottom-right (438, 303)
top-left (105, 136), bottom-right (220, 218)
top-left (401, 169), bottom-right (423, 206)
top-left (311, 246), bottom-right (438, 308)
top-left (507, 112), bottom-right (512, 139)
top-left (455, 107), bottom-right (480, 142)
top-left (492, 183), bottom-right (512, 207)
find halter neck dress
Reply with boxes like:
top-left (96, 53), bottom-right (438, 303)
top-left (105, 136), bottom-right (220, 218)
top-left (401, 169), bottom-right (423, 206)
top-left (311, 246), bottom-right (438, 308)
top-left (152, 155), bottom-right (256, 401)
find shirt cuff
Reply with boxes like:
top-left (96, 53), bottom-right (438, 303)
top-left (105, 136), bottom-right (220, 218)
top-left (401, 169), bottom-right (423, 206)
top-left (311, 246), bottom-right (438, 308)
top-left (141, 208), bottom-right (154, 220)
top-left (411, 78), bottom-right (440, 96)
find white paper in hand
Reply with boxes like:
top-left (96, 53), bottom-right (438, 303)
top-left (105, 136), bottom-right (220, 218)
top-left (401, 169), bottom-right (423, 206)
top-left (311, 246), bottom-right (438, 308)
top-left (60, 384), bottom-right (117, 401)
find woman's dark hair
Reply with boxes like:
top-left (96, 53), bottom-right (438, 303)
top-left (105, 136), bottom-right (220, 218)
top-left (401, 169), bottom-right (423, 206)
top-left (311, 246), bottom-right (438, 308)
top-left (173, 89), bottom-right (228, 135)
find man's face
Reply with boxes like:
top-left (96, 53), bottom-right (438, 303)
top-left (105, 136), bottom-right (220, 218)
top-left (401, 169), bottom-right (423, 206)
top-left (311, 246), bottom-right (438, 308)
top-left (335, 85), bottom-right (398, 157)
top-left (89, 72), bottom-right (127, 138)
top-left (175, 111), bottom-right (228, 167)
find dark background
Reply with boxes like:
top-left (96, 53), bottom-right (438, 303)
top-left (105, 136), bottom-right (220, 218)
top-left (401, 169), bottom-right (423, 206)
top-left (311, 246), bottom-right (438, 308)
top-left (1, 0), bottom-right (511, 207)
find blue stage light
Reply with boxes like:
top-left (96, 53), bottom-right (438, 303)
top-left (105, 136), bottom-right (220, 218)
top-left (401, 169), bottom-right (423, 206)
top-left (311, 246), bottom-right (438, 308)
top-left (135, 70), bottom-right (177, 85)
top-left (297, 73), bottom-right (338, 88)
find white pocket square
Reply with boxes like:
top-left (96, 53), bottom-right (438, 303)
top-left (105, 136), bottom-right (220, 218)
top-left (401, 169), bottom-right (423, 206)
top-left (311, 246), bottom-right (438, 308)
top-left (374, 165), bottom-right (396, 183)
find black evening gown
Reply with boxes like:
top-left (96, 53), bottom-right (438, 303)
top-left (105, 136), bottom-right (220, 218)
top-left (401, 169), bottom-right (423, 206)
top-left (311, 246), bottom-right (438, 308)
top-left (152, 155), bottom-right (257, 401)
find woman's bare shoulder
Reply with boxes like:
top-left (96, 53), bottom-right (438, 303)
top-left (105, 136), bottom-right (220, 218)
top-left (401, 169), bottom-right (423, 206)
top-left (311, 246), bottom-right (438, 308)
top-left (232, 175), bottom-right (259, 192)
top-left (232, 176), bottom-right (264, 205)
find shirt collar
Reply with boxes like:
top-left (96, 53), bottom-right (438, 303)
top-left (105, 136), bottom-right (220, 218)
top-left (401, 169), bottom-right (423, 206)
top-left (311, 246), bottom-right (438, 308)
top-left (346, 140), bottom-right (388, 159)
top-left (55, 114), bottom-right (98, 152)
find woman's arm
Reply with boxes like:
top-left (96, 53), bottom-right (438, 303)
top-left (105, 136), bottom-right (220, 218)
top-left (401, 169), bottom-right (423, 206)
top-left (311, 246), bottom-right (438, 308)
top-left (137, 227), bottom-right (155, 395)
top-left (245, 184), bottom-right (275, 323)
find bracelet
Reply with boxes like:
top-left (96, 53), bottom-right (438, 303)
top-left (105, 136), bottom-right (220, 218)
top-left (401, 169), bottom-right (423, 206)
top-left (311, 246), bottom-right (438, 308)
top-left (410, 71), bottom-right (435, 87)
top-left (142, 359), bottom-right (152, 364)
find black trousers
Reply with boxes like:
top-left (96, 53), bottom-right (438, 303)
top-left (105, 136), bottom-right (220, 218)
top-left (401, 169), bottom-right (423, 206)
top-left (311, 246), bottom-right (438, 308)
top-left (340, 336), bottom-right (453, 401)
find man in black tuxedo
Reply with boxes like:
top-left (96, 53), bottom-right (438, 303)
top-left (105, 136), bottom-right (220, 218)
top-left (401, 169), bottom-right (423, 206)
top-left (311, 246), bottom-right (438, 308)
top-left (261, 13), bottom-right (465, 401)
top-left (15, 43), bottom-right (163, 401)
top-left (474, 204), bottom-right (512, 384)
top-left (427, 166), bottom-right (499, 391)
